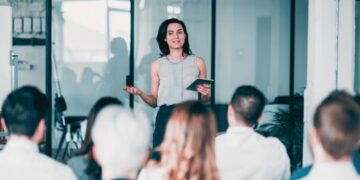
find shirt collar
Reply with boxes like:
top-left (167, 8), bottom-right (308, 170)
top-left (226, 126), bottom-right (255, 134)
top-left (310, 161), bottom-right (356, 176)
top-left (4, 136), bottom-right (39, 153)
top-left (313, 161), bottom-right (353, 168)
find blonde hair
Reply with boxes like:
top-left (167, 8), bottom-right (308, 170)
top-left (159, 101), bottom-right (219, 180)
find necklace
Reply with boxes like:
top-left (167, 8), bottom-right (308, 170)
top-left (166, 54), bottom-right (186, 64)
top-left (166, 59), bottom-right (183, 64)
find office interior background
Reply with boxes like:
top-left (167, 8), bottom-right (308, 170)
top-left (0, 0), bottom-right (359, 171)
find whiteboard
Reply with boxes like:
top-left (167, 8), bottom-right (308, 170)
top-left (0, 5), bottom-right (12, 109)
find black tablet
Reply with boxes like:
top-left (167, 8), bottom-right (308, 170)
top-left (186, 78), bottom-right (214, 91)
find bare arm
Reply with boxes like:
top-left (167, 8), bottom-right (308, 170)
top-left (123, 60), bottom-right (159, 107)
top-left (196, 57), bottom-right (211, 102)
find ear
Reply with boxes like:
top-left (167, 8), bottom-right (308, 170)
top-left (92, 146), bottom-right (100, 164)
top-left (227, 105), bottom-right (236, 125)
top-left (227, 104), bottom-right (234, 117)
top-left (309, 127), bottom-right (323, 160)
top-left (142, 149), bottom-right (150, 166)
top-left (257, 113), bottom-right (264, 123)
top-left (310, 127), bottom-right (320, 146)
top-left (1, 118), bottom-right (8, 132)
top-left (32, 119), bottom-right (45, 144)
top-left (38, 119), bottom-right (45, 134)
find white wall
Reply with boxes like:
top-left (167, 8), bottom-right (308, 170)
top-left (12, 46), bottom-right (46, 92)
top-left (303, 0), bottom-right (355, 165)
top-left (0, 5), bottom-right (12, 109)
top-left (338, 0), bottom-right (355, 92)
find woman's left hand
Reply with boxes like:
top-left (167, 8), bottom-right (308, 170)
top-left (196, 83), bottom-right (211, 96)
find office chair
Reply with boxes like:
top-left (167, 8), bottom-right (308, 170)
top-left (54, 95), bottom-right (86, 160)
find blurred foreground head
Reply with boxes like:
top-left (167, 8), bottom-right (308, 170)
top-left (160, 100), bottom-right (219, 180)
top-left (312, 90), bottom-right (360, 160)
top-left (92, 106), bottom-right (150, 179)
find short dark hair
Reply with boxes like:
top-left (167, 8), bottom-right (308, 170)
top-left (156, 18), bottom-right (192, 56)
top-left (313, 91), bottom-right (360, 159)
top-left (230, 85), bottom-right (266, 126)
top-left (1, 86), bottom-right (49, 136)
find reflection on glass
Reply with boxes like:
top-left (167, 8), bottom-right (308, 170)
top-left (62, 1), bottom-right (107, 62)
top-left (53, 0), bottom-right (130, 117)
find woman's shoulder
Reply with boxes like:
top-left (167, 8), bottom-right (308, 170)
top-left (152, 57), bottom-right (166, 66)
top-left (154, 56), bottom-right (166, 61)
top-left (151, 59), bottom-right (160, 70)
top-left (194, 56), bottom-right (205, 66)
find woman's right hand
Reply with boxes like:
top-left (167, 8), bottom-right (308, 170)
top-left (123, 86), bottom-right (143, 96)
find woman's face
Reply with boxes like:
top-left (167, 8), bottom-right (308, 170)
top-left (165, 23), bottom-right (186, 50)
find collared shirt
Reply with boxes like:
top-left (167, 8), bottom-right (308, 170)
top-left (304, 161), bottom-right (360, 180)
top-left (215, 126), bottom-right (290, 180)
top-left (0, 137), bottom-right (76, 180)
top-left (291, 149), bottom-right (360, 179)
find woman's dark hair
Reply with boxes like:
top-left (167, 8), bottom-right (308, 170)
top-left (77, 97), bottom-right (123, 155)
top-left (156, 18), bottom-right (192, 56)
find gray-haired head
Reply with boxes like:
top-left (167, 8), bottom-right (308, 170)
top-left (92, 105), bottom-right (151, 179)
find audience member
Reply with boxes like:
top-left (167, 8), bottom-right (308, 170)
top-left (0, 86), bottom-right (76, 180)
top-left (216, 85), bottom-right (290, 180)
top-left (292, 93), bottom-right (360, 179)
top-left (92, 105), bottom-right (151, 179)
top-left (67, 97), bottom-right (123, 180)
top-left (299, 91), bottom-right (360, 179)
top-left (138, 100), bottom-right (219, 180)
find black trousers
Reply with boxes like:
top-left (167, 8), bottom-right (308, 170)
top-left (153, 104), bottom-right (175, 148)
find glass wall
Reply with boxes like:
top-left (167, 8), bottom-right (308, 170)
top-left (216, 0), bottom-right (308, 103)
top-left (216, 0), bottom-right (292, 103)
top-left (50, 0), bottom-right (308, 157)
top-left (52, 0), bottom-right (130, 115)
top-left (51, 0), bottom-right (131, 149)
top-left (215, 0), bottom-right (308, 170)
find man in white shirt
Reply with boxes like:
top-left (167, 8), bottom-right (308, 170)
top-left (216, 85), bottom-right (290, 180)
top-left (0, 86), bottom-right (76, 180)
top-left (303, 91), bottom-right (360, 180)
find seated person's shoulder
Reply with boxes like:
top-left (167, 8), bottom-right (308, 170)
top-left (266, 137), bottom-right (287, 151)
top-left (264, 136), bottom-right (284, 145)
top-left (254, 135), bottom-right (288, 156)
top-left (214, 132), bottom-right (234, 146)
top-left (37, 154), bottom-right (77, 178)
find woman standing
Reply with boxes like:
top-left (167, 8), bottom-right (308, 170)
top-left (123, 18), bottom-right (210, 148)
